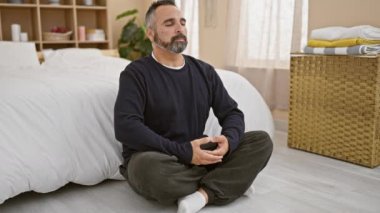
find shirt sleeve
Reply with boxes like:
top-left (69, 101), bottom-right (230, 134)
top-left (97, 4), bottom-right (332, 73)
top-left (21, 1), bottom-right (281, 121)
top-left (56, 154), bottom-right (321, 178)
top-left (114, 67), bottom-right (193, 164)
top-left (210, 68), bottom-right (245, 153)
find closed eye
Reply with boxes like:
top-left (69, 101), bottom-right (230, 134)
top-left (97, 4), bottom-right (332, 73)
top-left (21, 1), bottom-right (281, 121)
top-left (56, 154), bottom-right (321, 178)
top-left (180, 18), bottom-right (186, 26)
top-left (163, 19), bottom-right (175, 26)
top-left (162, 18), bottom-right (187, 27)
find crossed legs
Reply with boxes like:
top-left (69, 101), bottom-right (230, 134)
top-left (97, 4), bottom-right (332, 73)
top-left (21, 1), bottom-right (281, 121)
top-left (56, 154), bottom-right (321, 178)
top-left (122, 131), bottom-right (273, 209)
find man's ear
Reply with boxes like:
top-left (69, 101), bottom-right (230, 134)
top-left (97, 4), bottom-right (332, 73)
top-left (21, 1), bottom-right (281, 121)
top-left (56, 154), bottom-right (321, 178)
top-left (146, 28), bottom-right (154, 42)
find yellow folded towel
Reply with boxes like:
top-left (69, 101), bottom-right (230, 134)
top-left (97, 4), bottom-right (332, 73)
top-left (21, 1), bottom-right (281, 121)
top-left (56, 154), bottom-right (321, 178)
top-left (308, 38), bottom-right (380, 47)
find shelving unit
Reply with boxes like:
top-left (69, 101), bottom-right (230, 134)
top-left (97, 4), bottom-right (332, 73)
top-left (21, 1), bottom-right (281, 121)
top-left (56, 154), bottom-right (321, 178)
top-left (0, 0), bottom-right (111, 50)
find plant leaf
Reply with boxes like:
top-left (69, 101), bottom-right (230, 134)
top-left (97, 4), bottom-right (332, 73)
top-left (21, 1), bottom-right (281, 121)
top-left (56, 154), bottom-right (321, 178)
top-left (120, 21), bottom-right (139, 43)
top-left (119, 46), bottom-right (134, 60)
top-left (135, 39), bottom-right (152, 56)
top-left (116, 9), bottom-right (138, 20)
top-left (132, 27), bottom-right (145, 43)
top-left (117, 9), bottom-right (151, 60)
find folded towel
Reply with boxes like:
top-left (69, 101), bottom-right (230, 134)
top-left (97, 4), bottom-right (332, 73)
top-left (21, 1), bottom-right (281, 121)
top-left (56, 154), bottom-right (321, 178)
top-left (310, 25), bottom-right (380, 40)
top-left (303, 45), bottom-right (380, 55)
top-left (308, 38), bottom-right (380, 47)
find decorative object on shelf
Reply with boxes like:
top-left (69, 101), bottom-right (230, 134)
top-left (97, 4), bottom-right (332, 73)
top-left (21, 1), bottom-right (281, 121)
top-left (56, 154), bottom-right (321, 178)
top-left (20, 32), bottom-right (28, 42)
top-left (11, 24), bottom-right (21, 42)
top-left (116, 9), bottom-right (152, 61)
top-left (43, 31), bottom-right (72, 41)
top-left (83, 0), bottom-right (94, 6)
top-left (48, 0), bottom-right (60, 5)
top-left (7, 0), bottom-right (24, 3)
top-left (50, 26), bottom-right (69, 34)
top-left (78, 26), bottom-right (86, 41)
top-left (43, 27), bottom-right (72, 41)
top-left (86, 29), bottom-right (105, 41)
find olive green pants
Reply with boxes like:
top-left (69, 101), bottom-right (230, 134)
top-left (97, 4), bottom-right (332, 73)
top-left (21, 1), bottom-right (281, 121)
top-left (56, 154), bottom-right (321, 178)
top-left (120, 131), bottom-right (273, 205)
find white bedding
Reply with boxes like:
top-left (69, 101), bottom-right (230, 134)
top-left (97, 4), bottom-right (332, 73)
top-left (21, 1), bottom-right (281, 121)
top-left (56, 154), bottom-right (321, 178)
top-left (205, 69), bottom-right (274, 137)
top-left (0, 52), bottom-right (128, 204)
top-left (0, 50), bottom-right (273, 204)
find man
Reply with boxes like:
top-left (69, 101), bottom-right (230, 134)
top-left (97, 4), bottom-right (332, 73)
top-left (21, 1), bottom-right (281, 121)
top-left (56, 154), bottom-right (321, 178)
top-left (114, 1), bottom-right (273, 213)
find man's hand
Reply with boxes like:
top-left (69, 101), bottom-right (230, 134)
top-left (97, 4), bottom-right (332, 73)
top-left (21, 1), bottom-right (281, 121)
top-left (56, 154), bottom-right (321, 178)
top-left (206, 135), bottom-right (229, 157)
top-left (190, 137), bottom-right (222, 165)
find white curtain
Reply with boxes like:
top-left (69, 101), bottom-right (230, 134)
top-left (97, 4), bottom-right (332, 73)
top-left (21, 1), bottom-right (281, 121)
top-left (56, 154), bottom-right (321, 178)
top-left (175, 0), bottom-right (199, 58)
top-left (225, 0), bottom-right (308, 110)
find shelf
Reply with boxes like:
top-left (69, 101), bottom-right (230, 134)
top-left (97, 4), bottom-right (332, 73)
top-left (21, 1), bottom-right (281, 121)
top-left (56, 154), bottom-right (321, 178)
top-left (78, 40), bottom-right (108, 44)
top-left (40, 9), bottom-right (74, 42)
top-left (39, 5), bottom-right (74, 9)
top-left (42, 43), bottom-right (76, 49)
top-left (0, 7), bottom-right (39, 41)
top-left (78, 42), bottom-right (109, 49)
top-left (0, 3), bottom-right (37, 8)
top-left (42, 40), bottom-right (75, 44)
top-left (76, 5), bottom-right (106, 10)
top-left (0, 0), bottom-right (111, 50)
top-left (1, 39), bottom-right (40, 43)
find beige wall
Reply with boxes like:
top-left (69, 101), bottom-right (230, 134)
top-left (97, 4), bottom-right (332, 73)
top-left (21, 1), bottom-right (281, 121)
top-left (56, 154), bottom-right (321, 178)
top-left (109, 0), bottom-right (148, 49)
top-left (198, 0), bottom-right (228, 68)
top-left (308, 0), bottom-right (380, 37)
top-left (109, 0), bottom-right (380, 65)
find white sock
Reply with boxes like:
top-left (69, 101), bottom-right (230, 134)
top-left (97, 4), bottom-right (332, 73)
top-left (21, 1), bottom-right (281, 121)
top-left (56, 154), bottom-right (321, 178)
top-left (177, 191), bottom-right (207, 213)
top-left (244, 185), bottom-right (255, 197)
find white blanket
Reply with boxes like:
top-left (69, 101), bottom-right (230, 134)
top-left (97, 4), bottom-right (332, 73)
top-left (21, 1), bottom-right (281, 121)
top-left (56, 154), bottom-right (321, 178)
top-left (0, 51), bottom-right (273, 204)
top-left (310, 25), bottom-right (380, 41)
top-left (205, 69), bottom-right (274, 137)
top-left (0, 54), bottom-right (128, 204)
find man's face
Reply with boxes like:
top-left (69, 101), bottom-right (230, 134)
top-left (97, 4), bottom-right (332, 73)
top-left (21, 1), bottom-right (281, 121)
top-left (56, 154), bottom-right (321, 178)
top-left (150, 5), bottom-right (188, 53)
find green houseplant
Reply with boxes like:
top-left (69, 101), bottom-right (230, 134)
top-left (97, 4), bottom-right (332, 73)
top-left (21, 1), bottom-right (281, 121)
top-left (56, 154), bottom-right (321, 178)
top-left (116, 9), bottom-right (152, 61)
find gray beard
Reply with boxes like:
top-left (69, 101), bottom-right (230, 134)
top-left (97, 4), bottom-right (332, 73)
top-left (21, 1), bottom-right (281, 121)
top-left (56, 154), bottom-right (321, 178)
top-left (153, 34), bottom-right (187, 54)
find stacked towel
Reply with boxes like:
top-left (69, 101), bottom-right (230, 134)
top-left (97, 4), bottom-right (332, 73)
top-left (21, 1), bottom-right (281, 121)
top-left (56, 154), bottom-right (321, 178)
top-left (304, 45), bottom-right (380, 55)
top-left (310, 25), bottom-right (380, 41)
top-left (304, 25), bottom-right (380, 55)
top-left (308, 38), bottom-right (380, 48)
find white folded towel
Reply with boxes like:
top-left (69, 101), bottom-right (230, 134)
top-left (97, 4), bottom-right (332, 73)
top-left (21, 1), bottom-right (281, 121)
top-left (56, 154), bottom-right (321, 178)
top-left (310, 25), bottom-right (380, 40)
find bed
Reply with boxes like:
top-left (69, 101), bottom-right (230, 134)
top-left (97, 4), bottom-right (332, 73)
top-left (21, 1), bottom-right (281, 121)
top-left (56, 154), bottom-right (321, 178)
top-left (0, 42), bottom-right (274, 205)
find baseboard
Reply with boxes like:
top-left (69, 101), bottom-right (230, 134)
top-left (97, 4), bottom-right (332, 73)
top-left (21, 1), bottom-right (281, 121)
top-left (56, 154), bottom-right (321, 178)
top-left (274, 118), bottom-right (288, 133)
top-left (272, 109), bottom-right (288, 133)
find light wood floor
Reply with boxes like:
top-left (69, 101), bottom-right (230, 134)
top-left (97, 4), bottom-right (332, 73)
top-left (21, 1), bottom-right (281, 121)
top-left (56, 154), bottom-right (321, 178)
top-left (1, 131), bottom-right (380, 213)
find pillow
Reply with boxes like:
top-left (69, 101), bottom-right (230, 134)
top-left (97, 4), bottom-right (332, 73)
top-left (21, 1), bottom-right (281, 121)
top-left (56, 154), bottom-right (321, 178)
top-left (41, 48), bottom-right (130, 77)
top-left (41, 48), bottom-right (106, 69)
top-left (42, 48), bottom-right (102, 62)
top-left (0, 41), bottom-right (40, 67)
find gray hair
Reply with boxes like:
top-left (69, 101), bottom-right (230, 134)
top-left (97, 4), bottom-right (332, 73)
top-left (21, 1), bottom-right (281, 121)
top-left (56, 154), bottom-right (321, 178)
top-left (145, 0), bottom-right (177, 29)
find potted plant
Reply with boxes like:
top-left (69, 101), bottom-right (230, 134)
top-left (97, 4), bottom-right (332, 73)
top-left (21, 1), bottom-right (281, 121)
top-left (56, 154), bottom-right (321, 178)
top-left (116, 9), bottom-right (152, 61)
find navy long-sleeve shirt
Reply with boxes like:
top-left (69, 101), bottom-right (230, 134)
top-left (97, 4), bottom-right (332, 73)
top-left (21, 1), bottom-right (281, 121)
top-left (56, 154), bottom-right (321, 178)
top-left (114, 54), bottom-right (244, 164)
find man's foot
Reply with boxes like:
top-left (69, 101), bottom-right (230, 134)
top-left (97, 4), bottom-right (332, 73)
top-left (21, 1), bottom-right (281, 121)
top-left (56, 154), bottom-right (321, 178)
top-left (177, 191), bottom-right (207, 213)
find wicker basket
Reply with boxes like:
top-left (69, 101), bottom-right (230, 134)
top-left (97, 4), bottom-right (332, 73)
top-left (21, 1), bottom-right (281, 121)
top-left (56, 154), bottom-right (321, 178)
top-left (43, 31), bottom-right (72, 41)
top-left (288, 54), bottom-right (380, 168)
